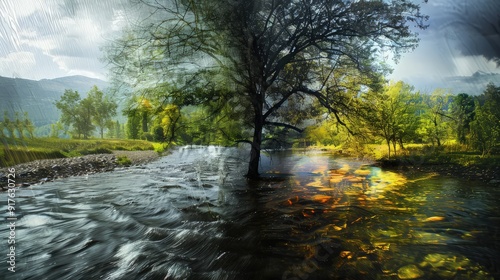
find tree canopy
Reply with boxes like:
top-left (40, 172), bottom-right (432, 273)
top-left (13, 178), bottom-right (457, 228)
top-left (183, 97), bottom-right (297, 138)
top-left (55, 86), bottom-right (117, 139)
top-left (106, 0), bottom-right (428, 178)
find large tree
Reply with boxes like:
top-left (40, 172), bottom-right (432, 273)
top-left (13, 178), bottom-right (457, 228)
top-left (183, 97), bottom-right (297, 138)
top-left (54, 89), bottom-right (81, 133)
top-left (74, 97), bottom-right (96, 139)
top-left (471, 83), bottom-right (500, 156)
top-left (87, 86), bottom-right (118, 139)
top-left (420, 89), bottom-right (452, 147)
top-left (107, 0), bottom-right (427, 178)
top-left (55, 87), bottom-right (117, 139)
top-left (362, 81), bottom-right (420, 158)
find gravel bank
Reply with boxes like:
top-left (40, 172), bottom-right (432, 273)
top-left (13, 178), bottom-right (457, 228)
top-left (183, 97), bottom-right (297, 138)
top-left (0, 150), bottom-right (160, 189)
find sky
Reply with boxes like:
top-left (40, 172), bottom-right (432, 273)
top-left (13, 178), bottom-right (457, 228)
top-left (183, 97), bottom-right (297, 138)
top-left (0, 0), bottom-right (499, 94)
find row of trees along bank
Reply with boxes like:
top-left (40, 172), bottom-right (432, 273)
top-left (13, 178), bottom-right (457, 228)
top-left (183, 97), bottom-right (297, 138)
top-left (305, 81), bottom-right (500, 158)
top-left (0, 112), bottom-right (35, 140)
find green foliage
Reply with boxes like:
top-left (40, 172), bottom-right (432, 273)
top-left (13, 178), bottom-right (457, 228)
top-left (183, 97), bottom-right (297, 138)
top-left (106, 0), bottom-right (428, 178)
top-left (54, 86), bottom-right (118, 139)
top-left (1, 148), bottom-right (65, 167)
top-left (54, 89), bottom-right (81, 128)
top-left (126, 110), bottom-right (141, 139)
top-left (0, 138), bottom-right (155, 167)
top-left (449, 93), bottom-right (475, 145)
top-left (157, 104), bottom-right (181, 143)
top-left (0, 111), bottom-right (35, 140)
top-left (361, 81), bottom-right (421, 158)
top-left (152, 125), bottom-right (165, 142)
top-left (87, 86), bottom-right (118, 138)
top-left (418, 89), bottom-right (453, 147)
top-left (74, 96), bottom-right (96, 139)
top-left (470, 102), bottom-right (500, 156)
top-left (79, 148), bottom-right (113, 155)
top-left (50, 122), bottom-right (65, 138)
top-left (116, 156), bottom-right (132, 166)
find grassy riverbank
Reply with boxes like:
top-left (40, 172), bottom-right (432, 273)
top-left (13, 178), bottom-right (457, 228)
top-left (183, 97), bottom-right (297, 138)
top-left (0, 138), bottom-right (164, 167)
top-left (303, 143), bottom-right (500, 183)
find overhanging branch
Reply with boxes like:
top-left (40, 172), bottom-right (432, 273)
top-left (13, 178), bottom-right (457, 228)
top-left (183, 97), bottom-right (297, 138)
top-left (264, 121), bottom-right (303, 133)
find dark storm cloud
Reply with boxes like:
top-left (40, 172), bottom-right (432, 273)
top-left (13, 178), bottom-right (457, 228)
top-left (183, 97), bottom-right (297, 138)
top-left (428, 0), bottom-right (500, 63)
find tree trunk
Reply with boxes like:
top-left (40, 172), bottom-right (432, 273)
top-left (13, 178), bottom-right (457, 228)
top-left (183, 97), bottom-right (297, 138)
top-left (142, 111), bottom-right (148, 133)
top-left (386, 139), bottom-right (391, 160)
top-left (392, 139), bottom-right (397, 157)
top-left (398, 138), bottom-right (405, 150)
top-left (246, 113), bottom-right (263, 179)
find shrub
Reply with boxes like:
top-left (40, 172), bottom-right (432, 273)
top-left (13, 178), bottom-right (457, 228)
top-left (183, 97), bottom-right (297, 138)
top-left (116, 156), bottom-right (132, 166)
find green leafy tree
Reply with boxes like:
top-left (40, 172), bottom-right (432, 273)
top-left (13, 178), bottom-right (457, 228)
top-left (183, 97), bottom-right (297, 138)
top-left (55, 87), bottom-right (117, 139)
top-left (471, 83), bottom-right (500, 155)
top-left (450, 93), bottom-right (475, 145)
top-left (50, 121), bottom-right (65, 138)
top-left (470, 101), bottom-right (500, 156)
top-left (483, 82), bottom-right (500, 120)
top-left (106, 120), bottom-right (124, 139)
top-left (420, 89), bottom-right (452, 147)
top-left (2, 112), bottom-right (15, 139)
top-left (126, 109), bottom-right (141, 139)
top-left (158, 104), bottom-right (182, 144)
top-left (124, 96), bottom-right (154, 140)
top-left (23, 112), bottom-right (35, 139)
top-left (54, 89), bottom-right (81, 131)
top-left (74, 97), bottom-right (95, 139)
top-left (107, 0), bottom-right (428, 178)
top-left (363, 81), bottom-right (420, 158)
top-left (87, 86), bottom-right (118, 139)
top-left (13, 112), bottom-right (25, 139)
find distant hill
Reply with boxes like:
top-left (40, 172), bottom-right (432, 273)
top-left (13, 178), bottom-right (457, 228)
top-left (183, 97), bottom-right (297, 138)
top-left (443, 71), bottom-right (500, 95)
top-left (0, 75), bottom-right (110, 126)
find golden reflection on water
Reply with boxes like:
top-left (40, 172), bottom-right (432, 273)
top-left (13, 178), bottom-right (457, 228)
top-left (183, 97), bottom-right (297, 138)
top-left (293, 158), bottom-right (409, 204)
top-left (265, 152), bottom-right (495, 279)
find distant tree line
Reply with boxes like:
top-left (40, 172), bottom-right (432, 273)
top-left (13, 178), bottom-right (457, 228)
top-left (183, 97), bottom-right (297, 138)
top-left (305, 81), bottom-right (500, 157)
top-left (54, 86), bottom-right (118, 139)
top-left (0, 111), bottom-right (35, 140)
top-left (118, 80), bottom-right (500, 158)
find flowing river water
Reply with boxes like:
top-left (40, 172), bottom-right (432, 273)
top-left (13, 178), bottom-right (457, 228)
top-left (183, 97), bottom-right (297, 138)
top-left (1, 146), bottom-right (499, 279)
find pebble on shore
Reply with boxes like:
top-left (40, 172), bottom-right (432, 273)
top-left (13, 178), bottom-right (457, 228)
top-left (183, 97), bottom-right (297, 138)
top-left (0, 150), bottom-right (159, 189)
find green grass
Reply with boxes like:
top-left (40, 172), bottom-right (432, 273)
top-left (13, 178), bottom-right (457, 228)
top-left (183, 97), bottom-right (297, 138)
top-left (1, 138), bottom-right (156, 167)
top-left (365, 143), bottom-right (500, 167)
top-left (116, 156), bottom-right (132, 166)
top-left (302, 141), bottom-right (500, 168)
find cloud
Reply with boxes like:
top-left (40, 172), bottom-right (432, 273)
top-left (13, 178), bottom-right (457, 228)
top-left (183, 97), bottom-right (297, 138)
top-left (389, 0), bottom-right (500, 93)
top-left (0, 51), bottom-right (36, 78)
top-left (425, 0), bottom-right (500, 64)
top-left (1, 0), bottom-right (498, 93)
top-left (0, 0), bottom-right (135, 80)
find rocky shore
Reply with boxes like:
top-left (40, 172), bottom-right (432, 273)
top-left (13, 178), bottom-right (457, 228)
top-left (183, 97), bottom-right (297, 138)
top-left (0, 150), bottom-right (160, 189)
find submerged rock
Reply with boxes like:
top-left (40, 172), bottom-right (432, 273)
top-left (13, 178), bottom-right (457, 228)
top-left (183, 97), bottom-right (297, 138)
top-left (398, 264), bottom-right (424, 279)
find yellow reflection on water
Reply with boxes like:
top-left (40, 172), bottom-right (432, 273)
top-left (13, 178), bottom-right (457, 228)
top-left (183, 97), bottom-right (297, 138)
top-left (274, 153), bottom-right (495, 279)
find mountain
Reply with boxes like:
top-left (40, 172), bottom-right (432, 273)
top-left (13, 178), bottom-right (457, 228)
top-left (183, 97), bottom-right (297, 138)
top-left (0, 75), bottom-right (110, 126)
top-left (443, 71), bottom-right (500, 95)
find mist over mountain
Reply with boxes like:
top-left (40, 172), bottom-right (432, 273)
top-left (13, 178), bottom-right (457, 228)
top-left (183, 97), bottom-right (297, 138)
top-left (0, 75), bottom-right (110, 126)
top-left (442, 71), bottom-right (500, 94)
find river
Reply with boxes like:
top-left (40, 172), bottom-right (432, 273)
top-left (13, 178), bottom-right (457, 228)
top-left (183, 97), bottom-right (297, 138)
top-left (1, 146), bottom-right (499, 279)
